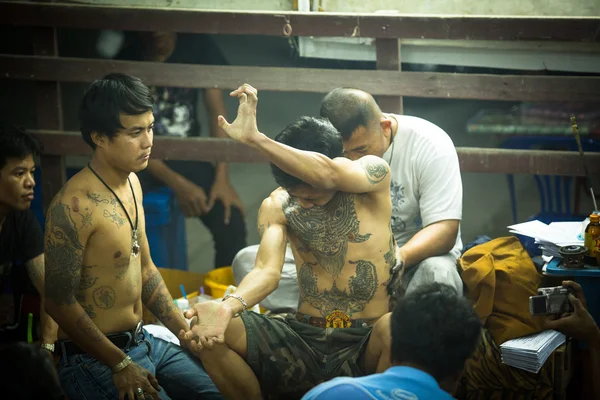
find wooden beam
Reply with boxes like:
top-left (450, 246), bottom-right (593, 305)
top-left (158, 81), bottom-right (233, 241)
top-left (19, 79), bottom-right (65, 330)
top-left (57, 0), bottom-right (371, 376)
top-left (456, 147), bottom-right (600, 176)
top-left (375, 39), bottom-right (403, 114)
top-left (2, 2), bottom-right (599, 41)
top-left (30, 130), bottom-right (600, 177)
top-left (32, 27), bottom-right (65, 213)
top-left (3, 55), bottom-right (600, 102)
top-left (32, 131), bottom-right (267, 164)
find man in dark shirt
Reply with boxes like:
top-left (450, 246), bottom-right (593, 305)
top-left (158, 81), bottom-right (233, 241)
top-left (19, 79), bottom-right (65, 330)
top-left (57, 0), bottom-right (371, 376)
top-left (0, 122), bottom-right (58, 352)
top-left (117, 32), bottom-right (247, 268)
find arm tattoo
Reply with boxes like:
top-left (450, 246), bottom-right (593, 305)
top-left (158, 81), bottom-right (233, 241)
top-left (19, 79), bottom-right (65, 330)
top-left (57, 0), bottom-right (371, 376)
top-left (75, 314), bottom-right (103, 343)
top-left (141, 269), bottom-right (162, 304)
top-left (25, 255), bottom-right (44, 290)
top-left (45, 203), bottom-right (84, 306)
top-left (298, 259), bottom-right (378, 318)
top-left (142, 268), bottom-right (175, 322)
top-left (79, 265), bottom-right (98, 290)
top-left (284, 193), bottom-right (371, 277)
top-left (77, 286), bottom-right (97, 318)
top-left (151, 293), bottom-right (176, 322)
top-left (360, 159), bottom-right (388, 185)
top-left (258, 222), bottom-right (270, 237)
top-left (83, 304), bottom-right (97, 319)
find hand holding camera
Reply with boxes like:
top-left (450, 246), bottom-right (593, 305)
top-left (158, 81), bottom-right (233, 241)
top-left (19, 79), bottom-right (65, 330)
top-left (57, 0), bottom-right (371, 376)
top-left (541, 281), bottom-right (600, 345)
top-left (529, 285), bottom-right (574, 316)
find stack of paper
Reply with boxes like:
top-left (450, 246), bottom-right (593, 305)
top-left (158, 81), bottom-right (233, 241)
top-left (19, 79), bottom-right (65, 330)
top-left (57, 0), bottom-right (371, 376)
top-left (500, 330), bottom-right (566, 373)
top-left (508, 220), bottom-right (583, 258)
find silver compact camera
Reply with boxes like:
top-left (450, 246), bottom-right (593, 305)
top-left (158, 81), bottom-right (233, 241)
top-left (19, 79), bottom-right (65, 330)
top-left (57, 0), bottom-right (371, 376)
top-left (529, 286), bottom-right (574, 316)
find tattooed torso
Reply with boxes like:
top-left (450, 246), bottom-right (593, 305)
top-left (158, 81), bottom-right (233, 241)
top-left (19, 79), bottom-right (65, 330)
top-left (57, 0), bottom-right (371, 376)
top-left (280, 190), bottom-right (394, 320)
top-left (45, 169), bottom-right (146, 338)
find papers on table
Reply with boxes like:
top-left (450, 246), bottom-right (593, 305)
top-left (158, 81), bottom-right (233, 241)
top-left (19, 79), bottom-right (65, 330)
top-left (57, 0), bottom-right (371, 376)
top-left (508, 220), bottom-right (584, 258)
top-left (500, 330), bottom-right (566, 373)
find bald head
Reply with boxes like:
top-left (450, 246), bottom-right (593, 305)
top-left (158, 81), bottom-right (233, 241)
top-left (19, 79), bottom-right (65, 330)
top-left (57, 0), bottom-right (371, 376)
top-left (320, 88), bottom-right (382, 141)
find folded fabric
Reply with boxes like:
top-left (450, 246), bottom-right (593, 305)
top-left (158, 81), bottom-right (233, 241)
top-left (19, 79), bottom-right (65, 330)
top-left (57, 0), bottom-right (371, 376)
top-left (458, 236), bottom-right (545, 345)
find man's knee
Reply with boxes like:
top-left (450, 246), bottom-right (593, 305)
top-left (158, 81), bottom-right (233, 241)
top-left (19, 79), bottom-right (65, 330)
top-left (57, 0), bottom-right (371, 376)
top-left (372, 313), bottom-right (392, 345)
top-left (405, 255), bottom-right (463, 296)
top-left (363, 313), bottom-right (392, 374)
top-left (199, 317), bottom-right (248, 365)
top-left (224, 316), bottom-right (249, 358)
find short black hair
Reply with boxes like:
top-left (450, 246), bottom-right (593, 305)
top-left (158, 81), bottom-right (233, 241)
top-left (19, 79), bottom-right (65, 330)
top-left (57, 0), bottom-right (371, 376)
top-left (391, 283), bottom-right (481, 381)
top-left (271, 116), bottom-right (343, 189)
top-left (0, 122), bottom-right (41, 171)
top-left (0, 342), bottom-right (66, 400)
top-left (319, 88), bottom-right (380, 141)
top-left (79, 73), bottom-right (154, 149)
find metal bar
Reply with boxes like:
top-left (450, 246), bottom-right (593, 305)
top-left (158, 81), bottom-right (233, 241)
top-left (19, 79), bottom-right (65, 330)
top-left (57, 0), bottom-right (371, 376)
top-left (2, 2), bottom-right (599, 41)
top-left (3, 55), bottom-right (600, 102)
top-left (30, 130), bottom-right (600, 176)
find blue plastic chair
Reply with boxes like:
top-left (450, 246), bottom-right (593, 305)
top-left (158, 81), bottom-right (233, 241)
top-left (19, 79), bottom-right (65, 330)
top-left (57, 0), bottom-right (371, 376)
top-left (501, 136), bottom-right (600, 224)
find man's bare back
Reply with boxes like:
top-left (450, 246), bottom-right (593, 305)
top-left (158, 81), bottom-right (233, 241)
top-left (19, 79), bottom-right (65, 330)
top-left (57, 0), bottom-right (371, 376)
top-left (46, 168), bottom-right (146, 337)
top-left (267, 188), bottom-right (394, 321)
top-left (181, 84), bottom-right (398, 400)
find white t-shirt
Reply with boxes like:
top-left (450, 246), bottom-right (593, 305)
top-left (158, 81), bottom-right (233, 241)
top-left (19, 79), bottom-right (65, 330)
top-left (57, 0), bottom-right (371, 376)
top-left (383, 115), bottom-right (463, 253)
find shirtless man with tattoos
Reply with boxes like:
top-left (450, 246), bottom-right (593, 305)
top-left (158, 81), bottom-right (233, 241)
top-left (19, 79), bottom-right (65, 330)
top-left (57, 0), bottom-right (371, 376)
top-left (182, 84), bottom-right (399, 400)
top-left (44, 73), bottom-right (221, 400)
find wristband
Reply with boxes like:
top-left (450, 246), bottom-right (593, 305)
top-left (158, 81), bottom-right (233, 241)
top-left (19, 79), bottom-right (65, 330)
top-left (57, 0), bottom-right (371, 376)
top-left (222, 294), bottom-right (248, 317)
top-left (112, 355), bottom-right (132, 374)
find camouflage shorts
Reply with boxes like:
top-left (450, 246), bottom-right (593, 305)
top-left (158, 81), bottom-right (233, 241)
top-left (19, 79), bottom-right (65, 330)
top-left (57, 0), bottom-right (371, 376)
top-left (240, 311), bottom-right (372, 399)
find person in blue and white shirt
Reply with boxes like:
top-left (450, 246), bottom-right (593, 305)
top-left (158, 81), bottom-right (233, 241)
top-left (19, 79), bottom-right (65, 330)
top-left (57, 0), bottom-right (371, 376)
top-left (302, 283), bottom-right (482, 400)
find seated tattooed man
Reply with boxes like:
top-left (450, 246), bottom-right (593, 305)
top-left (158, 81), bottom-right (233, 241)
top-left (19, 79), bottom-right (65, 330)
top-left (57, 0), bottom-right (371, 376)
top-left (44, 73), bottom-right (221, 400)
top-left (182, 84), bottom-right (399, 400)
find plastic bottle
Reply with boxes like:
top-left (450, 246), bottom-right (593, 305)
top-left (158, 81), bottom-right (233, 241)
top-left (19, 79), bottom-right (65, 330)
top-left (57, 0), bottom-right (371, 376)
top-left (584, 213), bottom-right (600, 266)
top-left (175, 298), bottom-right (189, 313)
top-left (581, 210), bottom-right (600, 240)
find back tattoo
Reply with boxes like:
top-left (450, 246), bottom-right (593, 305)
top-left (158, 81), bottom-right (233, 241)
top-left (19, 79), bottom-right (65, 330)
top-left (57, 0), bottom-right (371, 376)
top-left (283, 193), bottom-right (371, 278)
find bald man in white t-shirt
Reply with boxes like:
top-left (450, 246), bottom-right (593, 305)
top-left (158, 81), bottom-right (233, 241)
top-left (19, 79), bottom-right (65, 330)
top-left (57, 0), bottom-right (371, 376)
top-left (233, 88), bottom-right (463, 309)
top-left (319, 88), bottom-right (463, 298)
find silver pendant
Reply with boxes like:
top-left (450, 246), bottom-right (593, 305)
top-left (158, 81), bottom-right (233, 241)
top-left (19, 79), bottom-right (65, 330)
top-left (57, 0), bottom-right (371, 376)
top-left (132, 230), bottom-right (140, 257)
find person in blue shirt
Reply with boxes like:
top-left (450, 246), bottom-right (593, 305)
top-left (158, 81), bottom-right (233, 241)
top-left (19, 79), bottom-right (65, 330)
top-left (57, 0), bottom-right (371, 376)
top-left (302, 283), bottom-right (482, 400)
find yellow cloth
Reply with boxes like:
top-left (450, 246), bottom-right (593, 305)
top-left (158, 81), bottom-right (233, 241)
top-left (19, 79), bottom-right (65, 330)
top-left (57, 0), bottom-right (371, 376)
top-left (458, 236), bottom-right (545, 345)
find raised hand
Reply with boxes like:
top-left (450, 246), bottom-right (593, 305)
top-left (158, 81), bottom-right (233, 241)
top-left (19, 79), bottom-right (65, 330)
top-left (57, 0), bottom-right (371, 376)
top-left (217, 84), bottom-right (260, 144)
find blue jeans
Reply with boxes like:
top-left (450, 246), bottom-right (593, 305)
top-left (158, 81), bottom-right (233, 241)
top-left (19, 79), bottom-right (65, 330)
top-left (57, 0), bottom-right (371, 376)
top-left (56, 329), bottom-right (222, 400)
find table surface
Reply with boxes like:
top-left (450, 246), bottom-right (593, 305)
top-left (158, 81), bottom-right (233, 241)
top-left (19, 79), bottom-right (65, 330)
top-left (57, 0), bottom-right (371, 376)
top-left (545, 258), bottom-right (600, 277)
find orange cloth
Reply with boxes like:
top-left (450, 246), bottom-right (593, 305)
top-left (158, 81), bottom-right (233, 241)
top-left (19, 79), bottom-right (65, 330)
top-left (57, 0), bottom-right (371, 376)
top-left (458, 236), bottom-right (545, 345)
